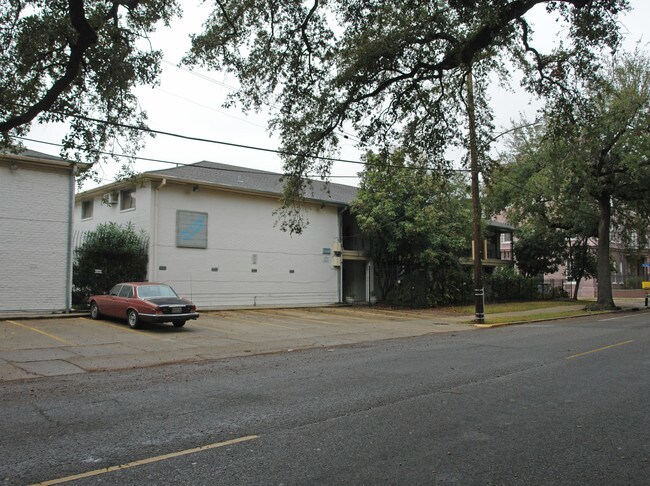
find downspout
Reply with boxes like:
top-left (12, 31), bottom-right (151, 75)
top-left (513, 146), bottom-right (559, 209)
top-left (338, 205), bottom-right (349, 304)
top-left (65, 164), bottom-right (76, 313)
top-left (152, 178), bottom-right (167, 282)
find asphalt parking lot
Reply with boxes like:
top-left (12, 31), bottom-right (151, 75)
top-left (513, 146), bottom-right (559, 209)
top-left (0, 307), bottom-right (472, 382)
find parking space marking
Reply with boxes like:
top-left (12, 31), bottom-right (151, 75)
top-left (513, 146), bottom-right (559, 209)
top-left (236, 311), bottom-right (309, 329)
top-left (77, 318), bottom-right (168, 341)
top-left (304, 308), bottom-right (373, 322)
top-left (211, 312), bottom-right (296, 330)
top-left (566, 340), bottom-right (634, 360)
top-left (184, 322), bottom-right (235, 334)
top-left (246, 309), bottom-right (346, 327)
top-left (244, 319), bottom-right (297, 330)
top-left (327, 308), bottom-right (412, 320)
top-left (6, 321), bottom-right (72, 345)
top-left (32, 435), bottom-right (259, 485)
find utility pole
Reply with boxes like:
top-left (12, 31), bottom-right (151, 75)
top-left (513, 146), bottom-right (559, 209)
top-left (466, 70), bottom-right (485, 324)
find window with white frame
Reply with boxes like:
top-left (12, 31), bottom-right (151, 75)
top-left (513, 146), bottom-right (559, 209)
top-left (81, 199), bottom-right (93, 219)
top-left (500, 232), bottom-right (511, 244)
top-left (120, 188), bottom-right (136, 211)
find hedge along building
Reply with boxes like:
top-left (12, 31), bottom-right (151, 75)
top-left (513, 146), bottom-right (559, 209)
top-left (1, 149), bottom-right (89, 313)
top-left (74, 161), bottom-right (369, 309)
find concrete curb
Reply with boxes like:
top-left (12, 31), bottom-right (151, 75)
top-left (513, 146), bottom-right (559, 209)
top-left (473, 307), bottom-right (645, 329)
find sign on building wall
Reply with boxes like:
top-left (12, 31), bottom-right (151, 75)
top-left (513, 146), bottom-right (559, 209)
top-left (176, 210), bottom-right (208, 248)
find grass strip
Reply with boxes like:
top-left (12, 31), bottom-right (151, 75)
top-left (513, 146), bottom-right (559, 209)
top-left (468, 309), bottom-right (609, 325)
top-left (440, 300), bottom-right (585, 315)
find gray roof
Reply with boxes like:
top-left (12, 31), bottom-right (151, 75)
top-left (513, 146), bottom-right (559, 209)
top-left (148, 161), bottom-right (358, 205)
top-left (20, 149), bottom-right (69, 162)
top-left (1, 148), bottom-right (68, 162)
top-left (1, 148), bottom-right (90, 171)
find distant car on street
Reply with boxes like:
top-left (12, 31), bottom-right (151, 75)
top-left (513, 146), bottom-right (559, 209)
top-left (89, 282), bottom-right (199, 329)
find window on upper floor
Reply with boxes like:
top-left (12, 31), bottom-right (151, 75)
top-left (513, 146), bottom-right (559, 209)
top-left (500, 232), bottom-right (511, 244)
top-left (81, 200), bottom-right (93, 219)
top-left (120, 188), bottom-right (136, 211)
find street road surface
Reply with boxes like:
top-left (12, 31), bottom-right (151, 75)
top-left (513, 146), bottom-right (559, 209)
top-left (1, 311), bottom-right (648, 485)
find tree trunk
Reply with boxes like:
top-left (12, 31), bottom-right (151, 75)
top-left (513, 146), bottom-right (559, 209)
top-left (572, 276), bottom-right (582, 300)
top-left (596, 194), bottom-right (616, 308)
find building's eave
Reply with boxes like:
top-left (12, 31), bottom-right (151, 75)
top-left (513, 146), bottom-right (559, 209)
top-left (0, 151), bottom-right (90, 171)
top-left (76, 173), bottom-right (350, 207)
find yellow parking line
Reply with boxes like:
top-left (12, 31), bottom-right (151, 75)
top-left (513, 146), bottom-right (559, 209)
top-left (329, 308), bottom-right (411, 320)
top-left (252, 320), bottom-right (297, 330)
top-left (31, 435), bottom-right (259, 485)
top-left (6, 321), bottom-right (72, 345)
top-left (186, 322), bottom-right (234, 334)
top-left (78, 318), bottom-right (167, 340)
top-left (225, 310), bottom-right (341, 327)
top-left (566, 340), bottom-right (634, 360)
top-left (304, 309), bottom-right (370, 322)
top-left (217, 313), bottom-right (296, 330)
top-left (227, 311), bottom-right (298, 329)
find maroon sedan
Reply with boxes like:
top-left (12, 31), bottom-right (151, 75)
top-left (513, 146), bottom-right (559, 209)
top-left (89, 282), bottom-right (199, 329)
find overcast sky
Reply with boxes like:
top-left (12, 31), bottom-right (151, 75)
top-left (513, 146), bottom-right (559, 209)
top-left (24, 1), bottom-right (649, 190)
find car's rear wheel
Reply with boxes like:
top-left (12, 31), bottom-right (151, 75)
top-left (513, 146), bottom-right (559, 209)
top-left (127, 309), bottom-right (140, 329)
top-left (90, 302), bottom-right (100, 319)
top-left (172, 320), bottom-right (186, 328)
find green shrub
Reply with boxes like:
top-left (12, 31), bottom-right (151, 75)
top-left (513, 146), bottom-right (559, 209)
top-left (73, 222), bottom-right (148, 307)
top-left (622, 276), bottom-right (644, 289)
top-left (485, 267), bottom-right (538, 302)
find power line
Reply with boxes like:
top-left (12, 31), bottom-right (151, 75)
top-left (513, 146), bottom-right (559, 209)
top-left (18, 135), bottom-right (470, 180)
top-left (16, 136), bottom-right (361, 180)
top-left (162, 59), bottom-right (363, 144)
top-left (62, 111), bottom-right (370, 166)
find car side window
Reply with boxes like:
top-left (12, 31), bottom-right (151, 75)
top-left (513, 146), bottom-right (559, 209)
top-left (118, 285), bottom-right (134, 298)
top-left (109, 285), bottom-right (122, 296)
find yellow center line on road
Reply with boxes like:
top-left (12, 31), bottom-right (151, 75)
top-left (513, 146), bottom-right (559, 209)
top-left (6, 320), bottom-right (72, 345)
top-left (566, 340), bottom-right (634, 360)
top-left (31, 434), bottom-right (259, 485)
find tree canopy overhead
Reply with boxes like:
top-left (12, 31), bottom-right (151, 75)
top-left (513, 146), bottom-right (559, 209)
top-left (0, 0), bottom-right (180, 181)
top-left (0, 1), bottom-right (631, 202)
top-left (184, 0), bottom-right (630, 223)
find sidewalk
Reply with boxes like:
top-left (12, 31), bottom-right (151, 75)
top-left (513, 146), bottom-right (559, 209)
top-left (0, 306), bottom-right (471, 382)
top-left (1, 303), bottom-right (645, 382)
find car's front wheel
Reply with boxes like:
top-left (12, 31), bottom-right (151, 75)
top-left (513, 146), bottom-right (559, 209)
top-left (90, 302), bottom-right (100, 320)
top-left (172, 320), bottom-right (186, 328)
top-left (127, 309), bottom-right (140, 329)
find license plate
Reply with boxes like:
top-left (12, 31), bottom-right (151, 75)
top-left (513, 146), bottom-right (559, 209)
top-left (171, 307), bottom-right (183, 314)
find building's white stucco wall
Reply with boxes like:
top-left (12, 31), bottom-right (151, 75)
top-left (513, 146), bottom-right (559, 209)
top-left (75, 183), bottom-right (153, 237)
top-left (75, 181), bottom-right (342, 308)
top-left (0, 160), bottom-right (72, 311)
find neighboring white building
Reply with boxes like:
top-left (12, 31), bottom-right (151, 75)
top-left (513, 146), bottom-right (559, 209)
top-left (0, 149), bottom-right (87, 312)
top-left (74, 161), bottom-right (369, 309)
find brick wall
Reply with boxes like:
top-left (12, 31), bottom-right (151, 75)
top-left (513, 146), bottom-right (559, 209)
top-left (0, 160), bottom-right (73, 311)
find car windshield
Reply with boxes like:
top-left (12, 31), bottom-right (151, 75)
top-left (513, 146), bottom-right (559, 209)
top-left (137, 285), bottom-right (178, 299)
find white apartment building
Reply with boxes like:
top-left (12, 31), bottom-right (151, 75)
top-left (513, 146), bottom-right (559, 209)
top-left (74, 161), bottom-right (369, 309)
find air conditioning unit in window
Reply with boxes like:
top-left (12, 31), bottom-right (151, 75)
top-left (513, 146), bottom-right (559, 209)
top-left (102, 192), bottom-right (118, 206)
